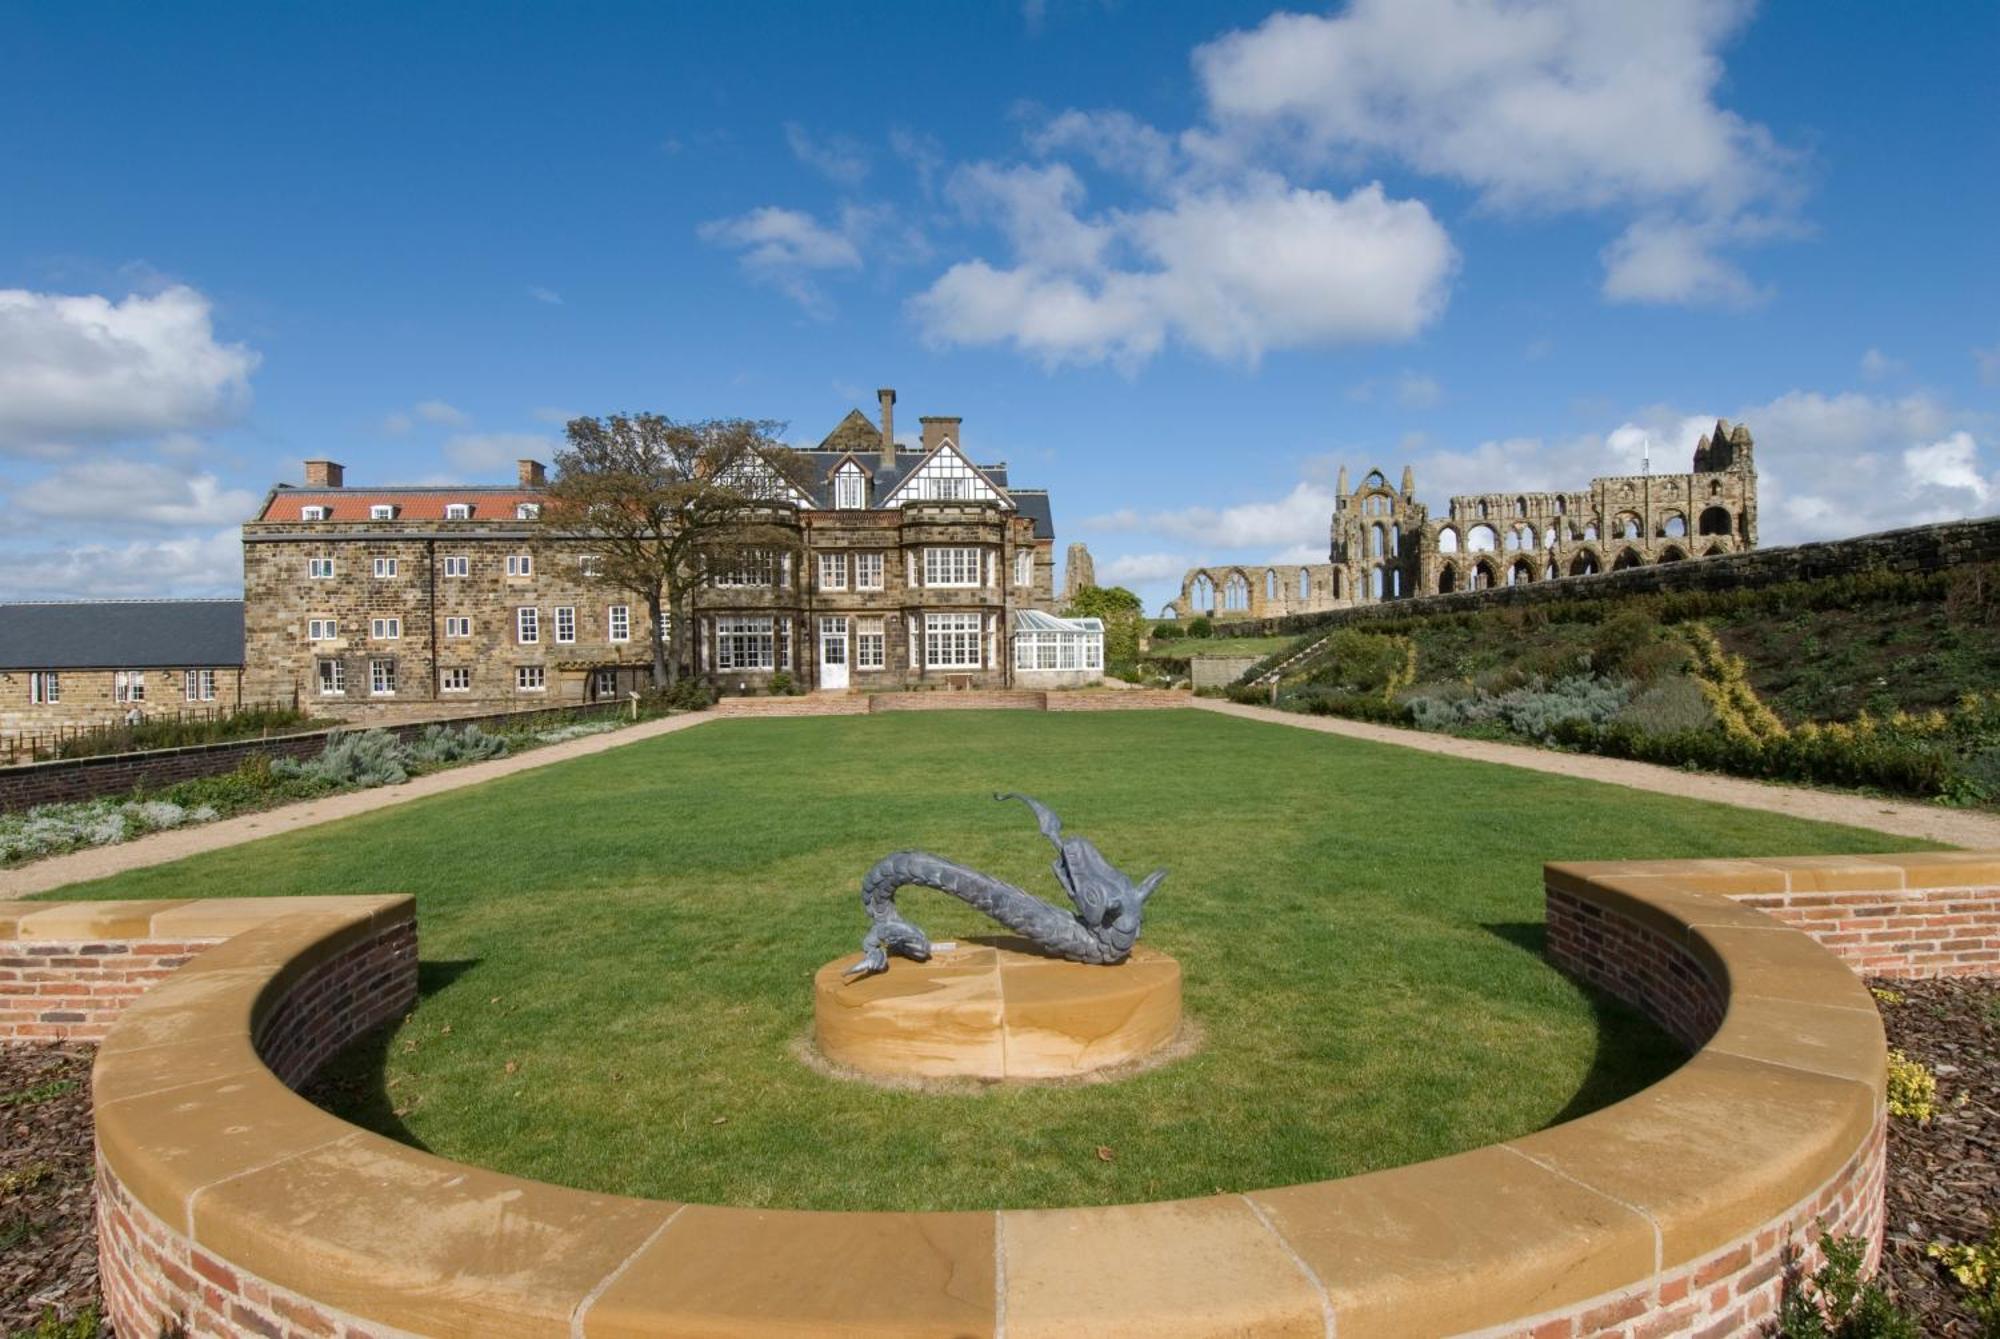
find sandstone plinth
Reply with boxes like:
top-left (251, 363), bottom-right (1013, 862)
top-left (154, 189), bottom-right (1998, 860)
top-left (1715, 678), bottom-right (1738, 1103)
top-left (812, 942), bottom-right (1182, 1081)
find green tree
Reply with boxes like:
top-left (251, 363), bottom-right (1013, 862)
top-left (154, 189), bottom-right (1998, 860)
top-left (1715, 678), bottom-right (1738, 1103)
top-left (544, 415), bottom-right (814, 688)
top-left (1064, 585), bottom-right (1146, 667)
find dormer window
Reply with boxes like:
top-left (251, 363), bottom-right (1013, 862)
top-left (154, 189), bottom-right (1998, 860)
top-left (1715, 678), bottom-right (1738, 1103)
top-left (370, 504), bottom-right (397, 521)
top-left (445, 503), bottom-right (471, 520)
top-left (516, 502), bottom-right (542, 520)
top-left (834, 464), bottom-right (866, 510)
top-left (300, 505), bottom-right (330, 521)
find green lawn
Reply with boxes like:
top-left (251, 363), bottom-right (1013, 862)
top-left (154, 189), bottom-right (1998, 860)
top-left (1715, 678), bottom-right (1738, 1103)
top-left (53, 710), bottom-right (1929, 1211)
top-left (1147, 634), bottom-right (1298, 660)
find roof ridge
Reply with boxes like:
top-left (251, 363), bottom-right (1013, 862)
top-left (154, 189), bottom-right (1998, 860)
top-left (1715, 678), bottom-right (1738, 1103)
top-left (0, 597), bottom-right (244, 608)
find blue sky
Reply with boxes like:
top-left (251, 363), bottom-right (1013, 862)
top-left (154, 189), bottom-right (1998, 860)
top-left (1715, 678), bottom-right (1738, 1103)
top-left (2, 0), bottom-right (1995, 613)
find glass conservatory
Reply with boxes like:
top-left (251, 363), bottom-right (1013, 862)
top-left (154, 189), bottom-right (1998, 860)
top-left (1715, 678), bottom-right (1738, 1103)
top-left (1011, 609), bottom-right (1105, 680)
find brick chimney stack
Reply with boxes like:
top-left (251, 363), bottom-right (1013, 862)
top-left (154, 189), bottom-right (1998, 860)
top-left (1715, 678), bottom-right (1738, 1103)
top-left (518, 459), bottom-right (547, 488)
top-left (877, 388), bottom-right (897, 467)
top-left (303, 460), bottom-right (344, 488)
top-left (919, 415), bottom-right (962, 454)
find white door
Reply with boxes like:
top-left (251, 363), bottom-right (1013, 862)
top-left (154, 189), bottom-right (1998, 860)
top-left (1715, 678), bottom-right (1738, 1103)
top-left (818, 616), bottom-right (849, 691)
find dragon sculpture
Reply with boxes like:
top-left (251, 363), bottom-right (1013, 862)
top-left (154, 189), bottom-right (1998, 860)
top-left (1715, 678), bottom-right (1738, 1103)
top-left (846, 793), bottom-right (1166, 977)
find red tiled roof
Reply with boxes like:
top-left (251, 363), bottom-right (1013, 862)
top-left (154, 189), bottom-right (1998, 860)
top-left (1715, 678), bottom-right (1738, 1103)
top-left (256, 489), bottom-right (544, 522)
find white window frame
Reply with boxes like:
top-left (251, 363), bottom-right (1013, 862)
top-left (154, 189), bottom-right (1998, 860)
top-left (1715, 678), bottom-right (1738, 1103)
top-left (307, 557), bottom-right (336, 580)
top-left (317, 659), bottom-right (345, 696)
top-left (440, 667), bottom-right (471, 693)
top-left (308, 618), bottom-right (338, 642)
top-left (1015, 550), bottom-right (1033, 587)
top-left (715, 616), bottom-right (775, 671)
top-left (516, 607), bottom-right (539, 644)
top-left (855, 617), bottom-right (885, 671)
top-left (442, 555), bottom-right (470, 577)
top-left (516, 664), bottom-right (547, 692)
top-left (516, 502), bottom-right (541, 521)
top-left (554, 606), bottom-right (576, 644)
top-left (923, 547), bottom-right (982, 588)
top-left (370, 617), bottom-right (401, 640)
top-left (445, 503), bottom-right (471, 520)
top-left (608, 605), bottom-right (631, 643)
top-left (444, 616), bottom-right (471, 638)
top-left (818, 552), bottom-right (848, 590)
top-left (369, 504), bottom-right (396, 521)
top-left (711, 553), bottom-right (775, 588)
top-left (300, 505), bottom-right (329, 521)
top-left (834, 466), bottom-right (866, 510)
top-left (854, 552), bottom-right (884, 591)
top-left (923, 613), bottom-right (983, 669)
top-left (369, 657), bottom-right (396, 696)
top-left (506, 553), bottom-right (533, 578)
top-left (114, 670), bottom-right (146, 703)
top-left (578, 555), bottom-right (603, 578)
top-left (373, 556), bottom-right (399, 579)
top-left (29, 671), bottom-right (59, 704)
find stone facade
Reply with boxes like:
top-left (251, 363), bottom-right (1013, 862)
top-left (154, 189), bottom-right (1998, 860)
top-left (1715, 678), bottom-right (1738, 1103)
top-left (1062, 541), bottom-right (1095, 604)
top-left (1168, 420), bottom-right (1760, 618)
top-left (242, 393), bottom-right (1061, 705)
top-left (0, 666), bottom-right (246, 737)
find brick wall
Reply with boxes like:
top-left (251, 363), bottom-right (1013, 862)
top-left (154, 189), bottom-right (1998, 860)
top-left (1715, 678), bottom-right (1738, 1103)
top-left (0, 698), bottom-right (627, 812)
top-left (0, 936), bottom-right (213, 1041)
top-left (1728, 881), bottom-right (2000, 978)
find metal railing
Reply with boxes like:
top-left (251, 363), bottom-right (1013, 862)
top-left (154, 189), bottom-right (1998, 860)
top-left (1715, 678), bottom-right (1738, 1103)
top-left (0, 697), bottom-right (309, 767)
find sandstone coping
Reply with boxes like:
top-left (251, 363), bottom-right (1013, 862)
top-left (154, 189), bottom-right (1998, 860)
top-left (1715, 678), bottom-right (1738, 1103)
top-left (61, 852), bottom-right (1995, 1336)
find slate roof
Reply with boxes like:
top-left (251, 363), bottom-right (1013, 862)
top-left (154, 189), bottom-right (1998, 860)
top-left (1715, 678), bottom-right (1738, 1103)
top-left (0, 600), bottom-right (246, 670)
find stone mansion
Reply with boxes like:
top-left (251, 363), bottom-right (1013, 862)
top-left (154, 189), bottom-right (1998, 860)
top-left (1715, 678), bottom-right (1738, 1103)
top-left (1168, 420), bottom-right (1760, 621)
top-left (240, 391), bottom-right (1071, 711)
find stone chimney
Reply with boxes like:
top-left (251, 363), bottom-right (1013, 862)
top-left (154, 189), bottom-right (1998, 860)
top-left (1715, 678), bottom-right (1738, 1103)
top-left (876, 388), bottom-right (898, 466)
top-left (303, 460), bottom-right (344, 488)
top-left (919, 415), bottom-right (962, 454)
top-left (518, 459), bottom-right (547, 488)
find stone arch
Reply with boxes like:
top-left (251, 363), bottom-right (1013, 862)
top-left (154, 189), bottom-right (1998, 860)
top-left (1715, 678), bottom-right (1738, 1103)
top-left (1660, 512), bottom-right (1687, 539)
top-left (1468, 524), bottom-right (1498, 552)
top-left (1699, 505), bottom-right (1731, 536)
top-left (1221, 570), bottom-right (1250, 611)
top-left (1509, 558), bottom-right (1534, 586)
top-left (1190, 571), bottom-right (1215, 610)
top-left (1555, 496), bottom-right (1567, 516)
top-left (1370, 523), bottom-right (1385, 558)
top-left (1515, 496), bottom-right (1528, 517)
top-left (1437, 526), bottom-right (1460, 553)
top-left (1473, 558), bottom-right (1499, 590)
top-left (1704, 543), bottom-right (1727, 557)
top-left (1612, 547), bottom-right (1644, 571)
top-left (1659, 545), bottom-right (1688, 563)
top-left (1569, 549), bottom-right (1601, 577)
top-left (1583, 522), bottom-right (1599, 542)
top-left (1331, 568), bottom-right (1342, 599)
top-left (1391, 522), bottom-right (1401, 555)
top-left (1477, 499), bottom-right (1490, 520)
top-left (1391, 568), bottom-right (1403, 597)
top-left (1157, 603), bottom-right (1179, 620)
top-left (1265, 569), bottom-right (1279, 603)
top-left (1369, 566), bottom-right (1384, 600)
top-left (1544, 561), bottom-right (1559, 581)
top-left (1615, 512), bottom-right (1642, 541)
top-left (1299, 569), bottom-right (1311, 601)
top-left (1438, 562), bottom-right (1458, 594)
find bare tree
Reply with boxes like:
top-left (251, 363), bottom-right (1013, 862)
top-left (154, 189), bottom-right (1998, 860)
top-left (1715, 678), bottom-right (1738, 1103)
top-left (542, 415), bottom-right (815, 688)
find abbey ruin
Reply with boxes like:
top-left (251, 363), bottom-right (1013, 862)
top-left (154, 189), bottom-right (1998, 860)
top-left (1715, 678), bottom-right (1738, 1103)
top-left (1167, 420), bottom-right (1759, 621)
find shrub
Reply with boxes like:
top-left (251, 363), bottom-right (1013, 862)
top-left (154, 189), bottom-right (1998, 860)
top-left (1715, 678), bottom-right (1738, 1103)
top-left (1927, 1221), bottom-right (2000, 1337)
top-left (1150, 623), bottom-right (1185, 641)
top-left (767, 671), bottom-right (795, 696)
top-left (50, 705), bottom-right (320, 760)
top-left (0, 797), bottom-right (221, 865)
top-left (662, 678), bottom-right (717, 711)
top-left (272, 729), bottom-right (410, 788)
top-left (1886, 1048), bottom-right (1937, 1122)
top-left (1613, 676), bottom-right (1717, 735)
top-left (1304, 630), bottom-right (1417, 699)
top-left (1778, 1232), bottom-right (1919, 1338)
top-left (1186, 616), bottom-right (1213, 638)
top-left (533, 721), bottom-right (619, 744)
top-left (408, 724), bottom-right (509, 765)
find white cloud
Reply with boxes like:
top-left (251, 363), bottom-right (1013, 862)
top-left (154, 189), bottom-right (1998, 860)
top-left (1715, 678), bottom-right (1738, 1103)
top-left (1027, 109), bottom-right (1180, 190)
top-left (14, 461), bottom-right (259, 530)
top-left (1902, 431), bottom-right (1991, 507)
top-left (1860, 348), bottom-right (1902, 380)
top-left (1193, 0), bottom-right (1798, 304)
top-left (415, 399), bottom-right (470, 427)
top-left (1082, 481), bottom-right (1336, 551)
top-left (912, 177), bottom-right (1455, 368)
top-left (0, 286), bottom-right (257, 453)
top-left (890, 127), bottom-right (946, 199)
top-left (698, 205), bottom-right (869, 315)
top-left (0, 528), bottom-right (241, 601)
top-left (947, 162), bottom-right (1115, 271)
top-left (443, 432), bottom-right (556, 475)
top-left (527, 286), bottom-right (563, 306)
top-left (1098, 552), bottom-right (1191, 584)
top-left (785, 123), bottom-right (870, 188)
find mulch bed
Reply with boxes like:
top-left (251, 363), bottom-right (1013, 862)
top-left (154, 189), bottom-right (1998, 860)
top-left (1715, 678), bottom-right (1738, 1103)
top-left (1, 980), bottom-right (1993, 1337)
top-left (1874, 974), bottom-right (2000, 1336)
top-left (1, 1042), bottom-right (98, 1336)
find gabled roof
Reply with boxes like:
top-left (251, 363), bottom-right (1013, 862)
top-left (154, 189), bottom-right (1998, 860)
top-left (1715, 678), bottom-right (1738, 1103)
top-left (0, 600), bottom-right (245, 670)
top-left (817, 409), bottom-right (885, 455)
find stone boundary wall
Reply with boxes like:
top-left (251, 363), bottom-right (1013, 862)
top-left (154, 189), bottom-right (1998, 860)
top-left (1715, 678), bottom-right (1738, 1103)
top-left (713, 688), bottom-right (1192, 718)
top-left (1208, 513), bottom-right (2000, 641)
top-left (4, 853), bottom-right (1978, 1335)
top-left (0, 699), bottom-right (628, 813)
top-left (1189, 656), bottom-right (1261, 690)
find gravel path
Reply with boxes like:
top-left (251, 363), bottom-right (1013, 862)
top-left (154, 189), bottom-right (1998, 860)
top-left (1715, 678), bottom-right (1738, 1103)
top-left (1193, 699), bottom-right (2000, 848)
top-left (0, 711), bottom-right (713, 898)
